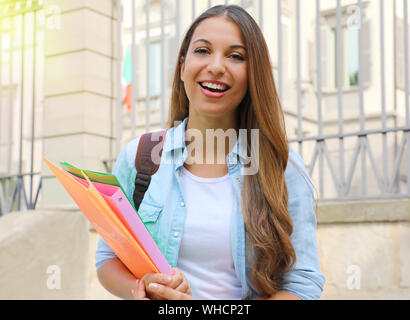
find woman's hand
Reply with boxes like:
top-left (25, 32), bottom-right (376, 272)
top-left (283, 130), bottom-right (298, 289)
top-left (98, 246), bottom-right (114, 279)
top-left (132, 268), bottom-right (192, 300)
top-left (131, 279), bottom-right (150, 300)
top-left (147, 282), bottom-right (194, 300)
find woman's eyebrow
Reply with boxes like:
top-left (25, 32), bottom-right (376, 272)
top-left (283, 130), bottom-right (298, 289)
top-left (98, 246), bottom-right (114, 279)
top-left (192, 38), bottom-right (246, 51)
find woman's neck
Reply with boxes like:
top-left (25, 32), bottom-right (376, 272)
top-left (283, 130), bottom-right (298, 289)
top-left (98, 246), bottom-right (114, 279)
top-left (185, 110), bottom-right (239, 166)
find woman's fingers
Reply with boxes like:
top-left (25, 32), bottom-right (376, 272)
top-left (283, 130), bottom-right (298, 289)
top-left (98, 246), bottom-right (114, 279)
top-left (148, 283), bottom-right (194, 300)
top-left (131, 279), bottom-right (150, 300)
top-left (175, 280), bottom-right (190, 294)
top-left (167, 268), bottom-right (184, 289)
top-left (142, 272), bottom-right (173, 287)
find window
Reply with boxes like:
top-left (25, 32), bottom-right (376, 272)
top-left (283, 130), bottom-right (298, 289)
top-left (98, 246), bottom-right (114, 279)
top-left (331, 26), bottom-right (359, 88)
top-left (309, 12), bottom-right (371, 91)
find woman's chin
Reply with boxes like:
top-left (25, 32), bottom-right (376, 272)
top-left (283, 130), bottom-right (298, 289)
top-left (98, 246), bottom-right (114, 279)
top-left (194, 106), bottom-right (237, 118)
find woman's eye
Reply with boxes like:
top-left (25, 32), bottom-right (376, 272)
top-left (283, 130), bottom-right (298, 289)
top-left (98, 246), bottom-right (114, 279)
top-left (230, 54), bottom-right (245, 61)
top-left (194, 48), bottom-right (209, 54)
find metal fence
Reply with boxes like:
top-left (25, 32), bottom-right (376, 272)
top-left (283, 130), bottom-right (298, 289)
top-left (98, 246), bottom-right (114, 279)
top-left (114, 0), bottom-right (410, 201)
top-left (0, 0), bottom-right (43, 215)
top-left (0, 0), bottom-right (409, 214)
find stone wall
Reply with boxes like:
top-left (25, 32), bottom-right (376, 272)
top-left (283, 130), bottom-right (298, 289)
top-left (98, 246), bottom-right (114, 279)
top-left (0, 200), bottom-right (408, 299)
top-left (0, 210), bottom-right (89, 299)
top-left (317, 199), bottom-right (410, 299)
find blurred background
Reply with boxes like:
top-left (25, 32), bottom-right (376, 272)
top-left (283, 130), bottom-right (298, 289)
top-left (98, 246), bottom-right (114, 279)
top-left (0, 0), bottom-right (409, 299)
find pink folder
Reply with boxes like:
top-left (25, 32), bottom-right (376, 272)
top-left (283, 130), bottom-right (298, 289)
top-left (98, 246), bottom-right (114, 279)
top-left (69, 172), bottom-right (173, 275)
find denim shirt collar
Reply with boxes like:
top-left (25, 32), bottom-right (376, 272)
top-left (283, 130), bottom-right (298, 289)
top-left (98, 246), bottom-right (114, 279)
top-left (162, 116), bottom-right (249, 167)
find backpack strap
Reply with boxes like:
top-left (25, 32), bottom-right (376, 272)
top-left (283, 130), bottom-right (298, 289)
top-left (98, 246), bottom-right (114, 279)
top-left (133, 129), bottom-right (167, 211)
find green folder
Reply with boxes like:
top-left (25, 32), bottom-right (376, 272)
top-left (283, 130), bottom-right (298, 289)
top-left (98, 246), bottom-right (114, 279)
top-left (59, 161), bottom-right (137, 211)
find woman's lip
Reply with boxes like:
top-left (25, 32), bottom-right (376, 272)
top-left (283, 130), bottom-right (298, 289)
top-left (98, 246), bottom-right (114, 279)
top-left (198, 83), bottom-right (229, 98)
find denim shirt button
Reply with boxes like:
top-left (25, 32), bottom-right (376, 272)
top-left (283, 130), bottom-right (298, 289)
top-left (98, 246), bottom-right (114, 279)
top-left (173, 232), bottom-right (179, 238)
top-left (180, 202), bottom-right (185, 207)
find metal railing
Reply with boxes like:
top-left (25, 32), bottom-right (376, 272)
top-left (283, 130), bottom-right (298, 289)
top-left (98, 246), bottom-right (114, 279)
top-left (0, 0), bottom-right (43, 215)
top-left (0, 0), bottom-right (409, 214)
top-left (288, 0), bottom-right (409, 201)
top-left (113, 0), bottom-right (409, 201)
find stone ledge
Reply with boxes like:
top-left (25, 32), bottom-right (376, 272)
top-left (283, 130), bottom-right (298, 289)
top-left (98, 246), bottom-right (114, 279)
top-left (316, 199), bottom-right (410, 224)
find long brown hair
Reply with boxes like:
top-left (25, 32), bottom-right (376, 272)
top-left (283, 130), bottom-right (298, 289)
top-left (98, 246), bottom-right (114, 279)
top-left (167, 5), bottom-right (296, 298)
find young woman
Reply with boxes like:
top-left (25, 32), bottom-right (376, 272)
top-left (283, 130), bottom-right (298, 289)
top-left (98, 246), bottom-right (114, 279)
top-left (96, 5), bottom-right (325, 300)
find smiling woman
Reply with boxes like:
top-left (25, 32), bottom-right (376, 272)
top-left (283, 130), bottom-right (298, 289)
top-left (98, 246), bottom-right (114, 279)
top-left (96, 4), bottom-right (325, 301)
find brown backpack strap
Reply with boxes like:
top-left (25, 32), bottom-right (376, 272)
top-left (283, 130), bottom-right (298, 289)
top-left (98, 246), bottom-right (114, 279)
top-left (133, 130), bottom-right (167, 211)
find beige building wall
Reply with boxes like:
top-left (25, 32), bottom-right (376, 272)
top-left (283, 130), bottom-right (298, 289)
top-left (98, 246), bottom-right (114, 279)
top-left (40, 0), bottom-right (117, 208)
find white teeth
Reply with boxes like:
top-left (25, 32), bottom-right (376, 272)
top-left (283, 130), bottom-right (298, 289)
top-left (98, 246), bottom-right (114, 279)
top-left (201, 82), bottom-right (228, 91)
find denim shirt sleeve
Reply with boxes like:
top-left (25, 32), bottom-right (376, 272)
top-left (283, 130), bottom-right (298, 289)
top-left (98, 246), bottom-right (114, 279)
top-left (94, 137), bottom-right (140, 271)
top-left (280, 150), bottom-right (326, 300)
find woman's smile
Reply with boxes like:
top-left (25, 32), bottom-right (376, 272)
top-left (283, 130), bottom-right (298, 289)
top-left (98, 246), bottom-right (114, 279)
top-left (198, 80), bottom-right (231, 98)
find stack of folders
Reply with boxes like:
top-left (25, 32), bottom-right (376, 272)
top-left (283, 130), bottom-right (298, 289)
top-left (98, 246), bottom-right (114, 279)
top-left (43, 157), bottom-right (174, 278)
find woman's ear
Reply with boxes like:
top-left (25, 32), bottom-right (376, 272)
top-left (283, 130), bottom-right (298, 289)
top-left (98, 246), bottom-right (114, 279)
top-left (180, 56), bottom-right (185, 82)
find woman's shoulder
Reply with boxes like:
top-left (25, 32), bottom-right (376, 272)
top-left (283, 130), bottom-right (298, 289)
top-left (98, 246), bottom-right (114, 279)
top-left (115, 136), bottom-right (143, 170)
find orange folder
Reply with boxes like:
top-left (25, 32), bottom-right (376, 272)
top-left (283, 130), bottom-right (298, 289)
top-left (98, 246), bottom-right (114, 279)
top-left (43, 157), bottom-right (159, 278)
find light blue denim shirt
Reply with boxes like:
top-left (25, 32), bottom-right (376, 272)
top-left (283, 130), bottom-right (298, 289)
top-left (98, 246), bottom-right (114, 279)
top-left (95, 117), bottom-right (325, 300)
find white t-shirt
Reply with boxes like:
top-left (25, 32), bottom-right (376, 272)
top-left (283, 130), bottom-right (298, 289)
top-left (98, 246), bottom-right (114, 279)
top-left (176, 166), bottom-right (242, 300)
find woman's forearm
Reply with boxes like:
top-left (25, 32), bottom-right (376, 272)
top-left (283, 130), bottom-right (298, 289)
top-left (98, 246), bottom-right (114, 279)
top-left (96, 258), bottom-right (137, 300)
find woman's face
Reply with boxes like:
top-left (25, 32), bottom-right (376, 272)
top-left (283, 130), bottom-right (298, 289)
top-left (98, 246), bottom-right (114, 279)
top-left (180, 16), bottom-right (248, 119)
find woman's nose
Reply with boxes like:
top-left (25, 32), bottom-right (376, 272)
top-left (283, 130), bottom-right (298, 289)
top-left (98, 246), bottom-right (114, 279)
top-left (207, 54), bottom-right (226, 75)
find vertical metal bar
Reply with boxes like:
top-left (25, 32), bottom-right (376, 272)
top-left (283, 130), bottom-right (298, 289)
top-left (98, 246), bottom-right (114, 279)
top-left (145, 0), bottom-right (150, 133)
top-left (336, 0), bottom-right (345, 196)
top-left (176, 0), bottom-right (180, 50)
top-left (131, 0), bottom-right (136, 139)
top-left (160, 0), bottom-right (165, 128)
top-left (208, 0), bottom-right (212, 9)
top-left (315, 0), bottom-right (322, 137)
top-left (116, 0), bottom-right (123, 155)
top-left (296, 0), bottom-right (303, 157)
top-left (393, 0), bottom-right (399, 193)
top-left (7, 17), bottom-right (14, 198)
top-left (357, 0), bottom-right (366, 196)
top-left (192, 0), bottom-right (195, 21)
top-left (404, 0), bottom-right (409, 127)
top-left (277, 0), bottom-right (282, 101)
top-left (109, 0), bottom-right (114, 165)
top-left (358, 0), bottom-right (365, 132)
top-left (17, 13), bottom-right (26, 211)
top-left (225, 0), bottom-right (228, 5)
top-left (403, 0), bottom-right (410, 194)
top-left (241, 0), bottom-right (246, 8)
top-left (315, 0), bottom-right (323, 197)
top-left (380, 0), bottom-right (388, 190)
top-left (0, 18), bottom-right (2, 150)
top-left (259, 0), bottom-right (263, 31)
top-left (29, 11), bottom-right (37, 209)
